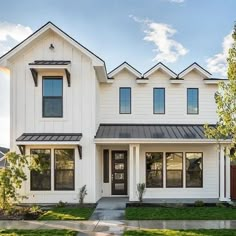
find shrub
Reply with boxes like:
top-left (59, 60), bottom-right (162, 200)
top-left (216, 202), bottom-right (226, 208)
top-left (194, 200), bottom-right (204, 207)
top-left (79, 185), bottom-right (87, 204)
top-left (56, 201), bottom-right (67, 208)
top-left (137, 183), bottom-right (146, 202)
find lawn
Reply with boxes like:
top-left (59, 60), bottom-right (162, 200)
top-left (0, 229), bottom-right (77, 236)
top-left (125, 207), bottom-right (236, 220)
top-left (124, 229), bottom-right (236, 236)
top-left (38, 207), bottom-right (94, 220)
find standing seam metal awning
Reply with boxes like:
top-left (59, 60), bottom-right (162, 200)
top-left (95, 124), bottom-right (215, 139)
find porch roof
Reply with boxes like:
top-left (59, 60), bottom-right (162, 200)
top-left (95, 124), bottom-right (230, 143)
top-left (16, 133), bottom-right (82, 143)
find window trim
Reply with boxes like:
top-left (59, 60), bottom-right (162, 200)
top-left (187, 88), bottom-right (199, 115)
top-left (42, 76), bottom-right (63, 118)
top-left (54, 149), bottom-right (75, 191)
top-left (119, 87), bottom-right (131, 114)
top-left (185, 152), bottom-right (203, 188)
top-left (145, 152), bottom-right (164, 188)
top-left (30, 149), bottom-right (51, 191)
top-left (153, 88), bottom-right (165, 114)
top-left (166, 152), bottom-right (183, 188)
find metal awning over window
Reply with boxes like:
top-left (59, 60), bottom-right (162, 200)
top-left (16, 133), bottom-right (82, 158)
top-left (29, 60), bottom-right (71, 87)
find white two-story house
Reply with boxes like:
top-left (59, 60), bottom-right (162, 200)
top-left (0, 22), bottom-right (231, 204)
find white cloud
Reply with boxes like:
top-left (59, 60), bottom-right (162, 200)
top-left (165, 0), bottom-right (185, 3)
top-left (206, 31), bottom-right (233, 77)
top-left (0, 22), bottom-right (32, 147)
top-left (130, 15), bottom-right (188, 63)
top-left (0, 22), bottom-right (32, 56)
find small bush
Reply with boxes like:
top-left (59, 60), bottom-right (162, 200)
top-left (194, 200), bottom-right (204, 207)
top-left (79, 185), bottom-right (87, 204)
top-left (216, 202), bottom-right (226, 208)
top-left (56, 201), bottom-right (67, 208)
top-left (137, 183), bottom-right (146, 202)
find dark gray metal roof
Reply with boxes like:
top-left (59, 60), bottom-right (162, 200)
top-left (16, 133), bottom-right (82, 142)
top-left (29, 60), bottom-right (71, 65)
top-left (95, 124), bottom-right (215, 139)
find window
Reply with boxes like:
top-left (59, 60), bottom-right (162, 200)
top-left (103, 149), bottom-right (109, 183)
top-left (43, 77), bottom-right (63, 117)
top-left (119, 88), bottom-right (131, 114)
top-left (54, 149), bottom-right (75, 190)
top-left (186, 153), bottom-right (203, 187)
top-left (166, 152), bottom-right (183, 187)
top-left (30, 149), bottom-right (51, 191)
top-left (187, 88), bottom-right (199, 114)
top-left (153, 88), bottom-right (165, 114)
top-left (146, 152), bottom-right (163, 187)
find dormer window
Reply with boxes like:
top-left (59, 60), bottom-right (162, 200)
top-left (187, 88), bottom-right (199, 114)
top-left (43, 77), bottom-right (63, 117)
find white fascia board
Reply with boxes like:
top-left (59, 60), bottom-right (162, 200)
top-left (94, 65), bottom-right (108, 82)
top-left (204, 79), bottom-right (228, 85)
top-left (16, 141), bottom-right (81, 145)
top-left (94, 138), bottom-right (231, 144)
top-left (144, 63), bottom-right (177, 78)
top-left (178, 63), bottom-right (211, 79)
top-left (108, 63), bottom-right (142, 78)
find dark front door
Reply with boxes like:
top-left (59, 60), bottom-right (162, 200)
top-left (111, 151), bottom-right (127, 195)
top-left (231, 166), bottom-right (236, 200)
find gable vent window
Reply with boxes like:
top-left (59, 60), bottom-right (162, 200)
top-left (187, 88), bottom-right (199, 114)
top-left (43, 77), bottom-right (63, 117)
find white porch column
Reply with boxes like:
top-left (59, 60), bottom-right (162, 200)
top-left (219, 145), bottom-right (228, 201)
top-left (129, 144), bottom-right (140, 201)
top-left (226, 148), bottom-right (231, 201)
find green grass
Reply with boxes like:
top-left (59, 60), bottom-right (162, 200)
top-left (124, 229), bottom-right (236, 236)
top-left (0, 229), bottom-right (77, 236)
top-left (38, 207), bottom-right (94, 220)
top-left (125, 207), bottom-right (236, 220)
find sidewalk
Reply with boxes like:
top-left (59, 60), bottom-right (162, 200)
top-left (1, 220), bottom-right (236, 235)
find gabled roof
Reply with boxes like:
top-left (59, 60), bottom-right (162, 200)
top-left (108, 62), bottom-right (142, 78)
top-left (143, 62), bottom-right (177, 78)
top-left (178, 62), bottom-right (211, 79)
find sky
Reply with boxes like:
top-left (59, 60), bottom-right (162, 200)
top-left (0, 0), bottom-right (235, 147)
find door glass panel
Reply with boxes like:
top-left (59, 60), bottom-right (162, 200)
top-left (115, 163), bottom-right (124, 170)
top-left (115, 173), bottom-right (124, 180)
top-left (115, 183), bottom-right (124, 190)
top-left (115, 153), bottom-right (124, 160)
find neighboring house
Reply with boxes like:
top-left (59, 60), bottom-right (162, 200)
top-left (0, 146), bottom-right (9, 167)
top-left (0, 22), bottom-right (231, 203)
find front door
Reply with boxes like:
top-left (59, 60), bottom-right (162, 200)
top-left (111, 151), bottom-right (127, 195)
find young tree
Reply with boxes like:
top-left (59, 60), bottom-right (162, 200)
top-left (0, 152), bottom-right (42, 210)
top-left (204, 24), bottom-right (236, 157)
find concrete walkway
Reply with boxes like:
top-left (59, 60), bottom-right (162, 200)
top-left (89, 197), bottom-right (129, 220)
top-left (1, 220), bottom-right (236, 235)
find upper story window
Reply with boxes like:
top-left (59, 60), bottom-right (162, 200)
top-left (43, 77), bottom-right (63, 117)
top-left (153, 88), bottom-right (165, 114)
top-left (119, 87), bottom-right (131, 114)
top-left (187, 88), bottom-right (199, 114)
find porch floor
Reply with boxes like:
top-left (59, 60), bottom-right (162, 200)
top-left (138, 198), bottom-right (221, 204)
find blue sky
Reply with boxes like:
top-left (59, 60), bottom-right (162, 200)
top-left (0, 0), bottom-right (235, 147)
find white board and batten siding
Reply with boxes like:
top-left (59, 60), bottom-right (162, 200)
top-left (10, 31), bottom-right (99, 203)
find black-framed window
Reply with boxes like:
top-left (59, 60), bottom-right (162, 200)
top-left (54, 149), bottom-right (75, 190)
top-left (30, 149), bottom-right (51, 191)
top-left (146, 152), bottom-right (163, 188)
top-left (103, 149), bottom-right (109, 183)
top-left (153, 88), bottom-right (165, 114)
top-left (43, 77), bottom-right (63, 117)
top-left (166, 152), bottom-right (183, 187)
top-left (119, 87), bottom-right (131, 114)
top-left (186, 153), bottom-right (203, 187)
top-left (187, 88), bottom-right (199, 114)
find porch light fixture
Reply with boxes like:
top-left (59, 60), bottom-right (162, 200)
top-left (49, 43), bottom-right (55, 50)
